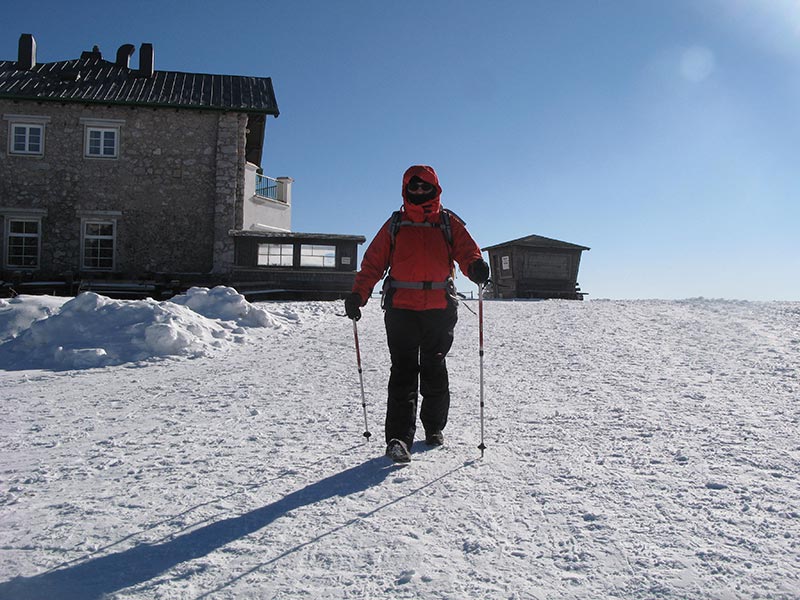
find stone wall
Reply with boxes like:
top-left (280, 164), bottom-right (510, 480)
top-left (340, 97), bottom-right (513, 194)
top-left (212, 112), bottom-right (247, 273)
top-left (0, 99), bottom-right (246, 278)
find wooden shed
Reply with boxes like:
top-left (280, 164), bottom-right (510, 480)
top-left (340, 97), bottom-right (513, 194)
top-left (482, 235), bottom-right (590, 300)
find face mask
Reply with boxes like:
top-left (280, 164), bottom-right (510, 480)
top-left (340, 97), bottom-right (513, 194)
top-left (405, 177), bottom-right (437, 204)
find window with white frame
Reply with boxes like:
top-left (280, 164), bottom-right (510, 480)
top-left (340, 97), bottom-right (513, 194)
top-left (300, 244), bottom-right (336, 268)
top-left (5, 218), bottom-right (41, 268)
top-left (4, 114), bottom-right (50, 156)
top-left (258, 243), bottom-right (294, 266)
top-left (85, 127), bottom-right (118, 158)
top-left (80, 118), bottom-right (124, 159)
top-left (82, 220), bottom-right (116, 270)
top-left (12, 124), bottom-right (43, 155)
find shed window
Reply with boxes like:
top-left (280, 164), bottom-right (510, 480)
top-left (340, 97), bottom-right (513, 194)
top-left (300, 244), bottom-right (336, 268)
top-left (5, 218), bottom-right (41, 268)
top-left (82, 220), bottom-right (116, 270)
top-left (258, 243), bottom-right (294, 266)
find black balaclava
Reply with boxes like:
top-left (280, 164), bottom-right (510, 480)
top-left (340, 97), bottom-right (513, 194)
top-left (405, 176), bottom-right (438, 205)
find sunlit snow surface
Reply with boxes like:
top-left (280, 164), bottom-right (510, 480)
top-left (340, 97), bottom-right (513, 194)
top-left (1, 293), bottom-right (798, 599)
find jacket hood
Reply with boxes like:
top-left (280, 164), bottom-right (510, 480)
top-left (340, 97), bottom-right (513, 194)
top-left (402, 165), bottom-right (442, 222)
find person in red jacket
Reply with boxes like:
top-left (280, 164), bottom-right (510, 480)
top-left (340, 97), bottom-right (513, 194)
top-left (345, 165), bottom-right (489, 463)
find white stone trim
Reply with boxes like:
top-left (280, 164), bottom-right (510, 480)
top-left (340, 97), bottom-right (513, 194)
top-left (3, 114), bottom-right (52, 124)
top-left (0, 207), bottom-right (48, 216)
top-left (78, 118), bottom-right (126, 127)
top-left (76, 210), bottom-right (123, 217)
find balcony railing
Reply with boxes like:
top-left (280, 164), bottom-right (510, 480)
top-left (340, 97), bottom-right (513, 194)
top-left (255, 174), bottom-right (279, 201)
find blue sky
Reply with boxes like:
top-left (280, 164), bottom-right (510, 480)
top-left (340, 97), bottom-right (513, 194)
top-left (4, 0), bottom-right (799, 300)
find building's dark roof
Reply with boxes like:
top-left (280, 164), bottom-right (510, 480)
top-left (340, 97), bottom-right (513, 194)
top-left (0, 56), bottom-right (279, 115)
top-left (483, 234), bottom-right (590, 252)
top-left (230, 230), bottom-right (367, 243)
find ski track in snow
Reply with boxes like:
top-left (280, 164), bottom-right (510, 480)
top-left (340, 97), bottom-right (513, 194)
top-left (1, 298), bottom-right (799, 599)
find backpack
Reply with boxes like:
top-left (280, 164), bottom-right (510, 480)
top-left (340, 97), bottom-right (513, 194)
top-left (381, 209), bottom-right (461, 308)
top-left (388, 208), bottom-right (454, 249)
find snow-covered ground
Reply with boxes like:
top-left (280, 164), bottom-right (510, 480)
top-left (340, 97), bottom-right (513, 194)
top-left (1, 289), bottom-right (798, 599)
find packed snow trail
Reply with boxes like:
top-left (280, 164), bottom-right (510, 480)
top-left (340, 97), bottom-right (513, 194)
top-left (1, 297), bottom-right (798, 599)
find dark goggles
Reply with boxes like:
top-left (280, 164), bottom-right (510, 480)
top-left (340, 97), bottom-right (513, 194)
top-left (406, 181), bottom-right (434, 192)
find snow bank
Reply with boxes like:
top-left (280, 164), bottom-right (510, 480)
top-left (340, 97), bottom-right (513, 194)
top-left (169, 285), bottom-right (282, 327)
top-left (0, 287), bottom-right (291, 370)
top-left (0, 294), bottom-right (68, 343)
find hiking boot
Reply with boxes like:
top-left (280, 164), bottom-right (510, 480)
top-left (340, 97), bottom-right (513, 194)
top-left (386, 439), bottom-right (411, 463)
top-left (425, 431), bottom-right (444, 446)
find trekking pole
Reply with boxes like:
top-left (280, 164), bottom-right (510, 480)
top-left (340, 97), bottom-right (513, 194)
top-left (478, 283), bottom-right (486, 457)
top-left (352, 319), bottom-right (372, 441)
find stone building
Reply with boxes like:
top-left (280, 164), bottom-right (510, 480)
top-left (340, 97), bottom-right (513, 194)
top-left (0, 34), bottom-right (364, 299)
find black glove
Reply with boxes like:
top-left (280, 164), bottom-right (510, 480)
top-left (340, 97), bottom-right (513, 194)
top-left (467, 259), bottom-right (490, 285)
top-left (344, 292), bottom-right (363, 321)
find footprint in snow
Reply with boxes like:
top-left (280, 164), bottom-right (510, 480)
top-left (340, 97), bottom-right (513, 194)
top-left (705, 481), bottom-right (729, 490)
top-left (396, 569), bottom-right (415, 585)
top-left (582, 512), bottom-right (601, 522)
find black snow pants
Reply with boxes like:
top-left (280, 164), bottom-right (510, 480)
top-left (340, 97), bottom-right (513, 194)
top-left (383, 305), bottom-right (458, 450)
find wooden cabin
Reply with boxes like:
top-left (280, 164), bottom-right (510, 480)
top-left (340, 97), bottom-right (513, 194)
top-left (482, 235), bottom-right (590, 300)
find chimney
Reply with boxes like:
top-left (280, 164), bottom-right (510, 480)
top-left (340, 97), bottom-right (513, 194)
top-left (80, 45), bottom-right (103, 60)
top-left (116, 44), bottom-right (135, 68)
top-left (17, 33), bottom-right (36, 70)
top-left (138, 43), bottom-right (154, 77)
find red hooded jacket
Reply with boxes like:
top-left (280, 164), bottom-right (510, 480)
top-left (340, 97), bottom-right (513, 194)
top-left (352, 165), bottom-right (483, 311)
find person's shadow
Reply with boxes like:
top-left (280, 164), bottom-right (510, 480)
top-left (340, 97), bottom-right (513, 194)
top-left (0, 456), bottom-right (403, 600)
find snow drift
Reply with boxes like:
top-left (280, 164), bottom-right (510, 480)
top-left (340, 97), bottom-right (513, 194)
top-left (0, 286), bottom-right (293, 370)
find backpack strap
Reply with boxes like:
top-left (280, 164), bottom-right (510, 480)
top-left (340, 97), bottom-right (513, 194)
top-left (385, 210), bottom-right (403, 276)
top-left (440, 209), bottom-right (453, 246)
top-left (388, 210), bottom-right (404, 249)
